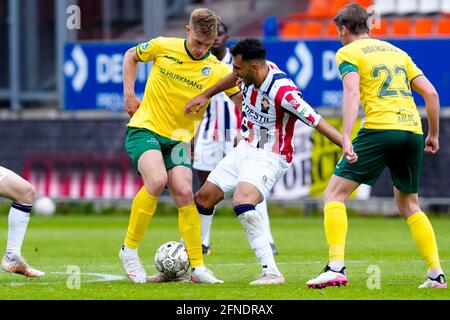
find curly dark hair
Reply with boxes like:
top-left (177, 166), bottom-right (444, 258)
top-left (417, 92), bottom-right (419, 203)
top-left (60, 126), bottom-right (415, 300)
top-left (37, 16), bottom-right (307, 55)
top-left (230, 38), bottom-right (266, 61)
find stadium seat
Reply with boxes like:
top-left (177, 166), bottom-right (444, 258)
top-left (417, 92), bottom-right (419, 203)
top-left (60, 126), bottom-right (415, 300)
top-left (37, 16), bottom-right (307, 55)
top-left (288, 0), bottom-right (348, 19)
top-left (414, 18), bottom-right (434, 36)
top-left (264, 16), bottom-right (279, 38)
top-left (396, 0), bottom-right (418, 16)
top-left (330, 0), bottom-right (350, 17)
top-left (418, 0), bottom-right (440, 15)
top-left (437, 17), bottom-right (450, 35)
top-left (353, 0), bottom-right (373, 8)
top-left (287, 0), bottom-right (331, 19)
top-left (370, 19), bottom-right (389, 37)
top-left (280, 21), bottom-right (303, 38)
top-left (374, 0), bottom-right (396, 16)
top-left (327, 21), bottom-right (339, 37)
top-left (392, 18), bottom-right (412, 36)
top-left (303, 21), bottom-right (323, 37)
top-left (306, 0), bottom-right (332, 18)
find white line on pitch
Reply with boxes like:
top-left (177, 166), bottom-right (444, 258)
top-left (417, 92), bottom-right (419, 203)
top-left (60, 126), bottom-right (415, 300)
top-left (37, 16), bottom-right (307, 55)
top-left (5, 272), bottom-right (125, 287)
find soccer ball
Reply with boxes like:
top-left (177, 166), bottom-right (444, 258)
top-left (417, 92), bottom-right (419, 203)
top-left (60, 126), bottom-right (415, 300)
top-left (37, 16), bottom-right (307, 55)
top-left (154, 241), bottom-right (190, 278)
top-left (34, 196), bottom-right (56, 216)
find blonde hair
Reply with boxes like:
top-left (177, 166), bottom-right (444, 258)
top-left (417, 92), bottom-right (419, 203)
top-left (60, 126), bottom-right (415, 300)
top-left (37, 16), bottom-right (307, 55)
top-left (189, 8), bottom-right (220, 38)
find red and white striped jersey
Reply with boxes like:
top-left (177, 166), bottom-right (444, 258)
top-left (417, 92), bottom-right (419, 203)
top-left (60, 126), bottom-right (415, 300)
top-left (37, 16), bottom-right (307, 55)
top-left (196, 49), bottom-right (241, 142)
top-left (241, 62), bottom-right (321, 163)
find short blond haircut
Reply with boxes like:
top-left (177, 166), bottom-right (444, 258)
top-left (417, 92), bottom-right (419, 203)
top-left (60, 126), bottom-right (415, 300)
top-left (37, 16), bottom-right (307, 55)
top-left (189, 8), bottom-right (220, 38)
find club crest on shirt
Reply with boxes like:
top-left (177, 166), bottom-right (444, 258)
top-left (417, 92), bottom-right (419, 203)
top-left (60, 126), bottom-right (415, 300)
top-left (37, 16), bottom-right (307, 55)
top-left (201, 66), bottom-right (211, 77)
top-left (261, 97), bottom-right (270, 113)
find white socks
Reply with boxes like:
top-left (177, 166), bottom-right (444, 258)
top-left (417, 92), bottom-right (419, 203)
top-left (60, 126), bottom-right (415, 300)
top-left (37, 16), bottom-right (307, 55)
top-left (328, 261), bottom-right (345, 271)
top-left (200, 208), bottom-right (216, 247)
top-left (193, 265), bottom-right (206, 272)
top-left (238, 209), bottom-right (280, 275)
top-left (428, 268), bottom-right (444, 279)
top-left (6, 203), bottom-right (32, 257)
top-left (122, 245), bottom-right (138, 257)
top-left (255, 199), bottom-right (274, 244)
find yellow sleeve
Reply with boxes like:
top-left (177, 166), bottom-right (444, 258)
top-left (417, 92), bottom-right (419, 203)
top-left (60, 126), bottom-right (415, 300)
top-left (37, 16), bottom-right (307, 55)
top-left (216, 63), bottom-right (240, 97)
top-left (136, 37), bottom-right (163, 62)
top-left (225, 85), bottom-right (240, 98)
top-left (405, 54), bottom-right (423, 83)
top-left (336, 47), bottom-right (359, 79)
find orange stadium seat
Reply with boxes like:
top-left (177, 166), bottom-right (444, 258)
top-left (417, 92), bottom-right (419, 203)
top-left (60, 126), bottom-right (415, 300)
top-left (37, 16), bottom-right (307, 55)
top-left (437, 17), bottom-right (450, 35)
top-left (280, 21), bottom-right (303, 38)
top-left (370, 19), bottom-right (389, 37)
top-left (353, 0), bottom-right (373, 8)
top-left (414, 18), bottom-right (434, 36)
top-left (286, 0), bottom-right (329, 19)
top-left (306, 0), bottom-right (334, 18)
top-left (392, 18), bottom-right (412, 36)
top-left (330, 0), bottom-right (350, 17)
top-left (304, 21), bottom-right (323, 37)
top-left (288, 0), bottom-right (345, 19)
top-left (327, 21), bottom-right (339, 37)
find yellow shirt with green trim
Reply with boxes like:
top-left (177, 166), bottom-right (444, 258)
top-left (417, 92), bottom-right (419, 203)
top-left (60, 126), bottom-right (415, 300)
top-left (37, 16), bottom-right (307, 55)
top-left (336, 38), bottom-right (424, 134)
top-left (127, 37), bottom-right (240, 142)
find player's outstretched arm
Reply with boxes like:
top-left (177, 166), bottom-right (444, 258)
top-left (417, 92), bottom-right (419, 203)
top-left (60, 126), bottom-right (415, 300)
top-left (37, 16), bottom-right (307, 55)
top-left (185, 73), bottom-right (239, 115)
top-left (123, 47), bottom-right (141, 117)
top-left (411, 75), bottom-right (440, 154)
top-left (315, 119), bottom-right (343, 148)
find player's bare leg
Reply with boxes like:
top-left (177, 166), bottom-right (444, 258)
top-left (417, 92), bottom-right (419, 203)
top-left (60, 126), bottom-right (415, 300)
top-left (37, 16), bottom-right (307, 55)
top-left (233, 182), bottom-right (284, 285)
top-left (394, 188), bottom-right (447, 289)
top-left (307, 175), bottom-right (358, 288)
top-left (120, 150), bottom-right (167, 284)
top-left (0, 169), bottom-right (44, 278)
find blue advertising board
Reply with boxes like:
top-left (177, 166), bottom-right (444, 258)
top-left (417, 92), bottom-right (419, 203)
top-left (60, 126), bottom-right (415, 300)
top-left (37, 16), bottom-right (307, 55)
top-left (64, 43), bottom-right (149, 111)
top-left (64, 39), bottom-right (450, 110)
top-left (264, 39), bottom-right (450, 108)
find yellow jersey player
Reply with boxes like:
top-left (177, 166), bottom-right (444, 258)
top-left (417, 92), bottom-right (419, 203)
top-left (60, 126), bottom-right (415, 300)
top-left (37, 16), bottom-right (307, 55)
top-left (307, 3), bottom-right (446, 289)
top-left (120, 8), bottom-right (240, 284)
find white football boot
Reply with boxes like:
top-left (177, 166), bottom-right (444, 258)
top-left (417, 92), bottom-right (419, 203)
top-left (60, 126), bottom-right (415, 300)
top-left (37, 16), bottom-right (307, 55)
top-left (249, 268), bottom-right (285, 285)
top-left (191, 267), bottom-right (224, 284)
top-left (119, 246), bottom-right (147, 284)
top-left (306, 265), bottom-right (348, 288)
top-left (1, 253), bottom-right (45, 278)
top-left (419, 274), bottom-right (447, 289)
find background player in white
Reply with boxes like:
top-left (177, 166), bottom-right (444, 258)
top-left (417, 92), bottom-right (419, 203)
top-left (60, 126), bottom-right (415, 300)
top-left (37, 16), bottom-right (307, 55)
top-left (0, 166), bottom-right (44, 278)
top-left (186, 38), bottom-right (344, 284)
top-left (193, 22), bottom-right (278, 256)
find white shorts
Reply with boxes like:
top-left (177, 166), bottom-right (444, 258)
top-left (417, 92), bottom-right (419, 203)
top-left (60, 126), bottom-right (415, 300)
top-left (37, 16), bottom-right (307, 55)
top-left (207, 140), bottom-right (291, 200)
top-left (0, 166), bottom-right (12, 183)
top-left (193, 139), bottom-right (234, 172)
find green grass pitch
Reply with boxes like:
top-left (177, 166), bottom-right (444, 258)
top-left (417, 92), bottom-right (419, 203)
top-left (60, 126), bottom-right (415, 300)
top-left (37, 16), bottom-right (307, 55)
top-left (0, 209), bottom-right (449, 300)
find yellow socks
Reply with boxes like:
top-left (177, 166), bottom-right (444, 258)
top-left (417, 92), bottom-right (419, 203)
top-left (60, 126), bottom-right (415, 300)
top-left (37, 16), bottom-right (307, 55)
top-left (407, 212), bottom-right (441, 270)
top-left (124, 187), bottom-right (158, 249)
top-left (178, 204), bottom-right (203, 268)
top-left (324, 201), bottom-right (348, 262)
